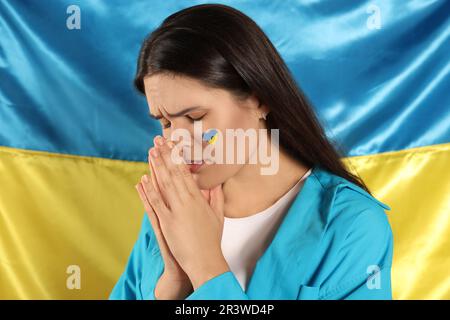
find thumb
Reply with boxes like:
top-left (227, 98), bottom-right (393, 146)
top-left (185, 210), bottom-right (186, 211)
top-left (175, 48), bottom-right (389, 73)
top-left (200, 189), bottom-right (211, 202)
top-left (209, 183), bottom-right (224, 221)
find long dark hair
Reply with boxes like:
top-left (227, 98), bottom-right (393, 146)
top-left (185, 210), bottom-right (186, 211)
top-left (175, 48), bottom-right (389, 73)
top-left (134, 3), bottom-right (372, 195)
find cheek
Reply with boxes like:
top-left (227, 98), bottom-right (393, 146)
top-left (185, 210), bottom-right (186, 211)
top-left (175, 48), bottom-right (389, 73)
top-left (193, 163), bottom-right (243, 189)
top-left (211, 106), bottom-right (255, 132)
top-left (208, 110), bottom-right (256, 148)
top-left (229, 109), bottom-right (256, 130)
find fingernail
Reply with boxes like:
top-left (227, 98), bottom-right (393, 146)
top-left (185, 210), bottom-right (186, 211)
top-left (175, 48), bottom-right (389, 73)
top-left (167, 141), bottom-right (175, 149)
top-left (150, 147), bottom-right (159, 158)
top-left (142, 175), bottom-right (149, 183)
top-left (155, 135), bottom-right (164, 146)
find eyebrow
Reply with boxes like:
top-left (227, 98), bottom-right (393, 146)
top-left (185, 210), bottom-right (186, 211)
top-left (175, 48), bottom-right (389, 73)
top-left (149, 106), bottom-right (204, 120)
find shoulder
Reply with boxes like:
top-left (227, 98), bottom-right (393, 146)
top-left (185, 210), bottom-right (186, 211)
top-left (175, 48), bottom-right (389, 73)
top-left (309, 169), bottom-right (394, 297)
top-left (331, 184), bottom-right (392, 238)
top-left (306, 171), bottom-right (393, 298)
top-left (311, 166), bottom-right (393, 252)
top-left (330, 185), bottom-right (393, 265)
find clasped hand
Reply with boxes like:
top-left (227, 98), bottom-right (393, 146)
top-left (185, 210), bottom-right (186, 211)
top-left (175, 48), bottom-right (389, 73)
top-left (135, 135), bottom-right (230, 290)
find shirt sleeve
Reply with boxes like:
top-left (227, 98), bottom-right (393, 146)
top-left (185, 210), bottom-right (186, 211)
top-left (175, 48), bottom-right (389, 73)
top-left (186, 270), bottom-right (250, 300)
top-left (317, 204), bottom-right (394, 300)
top-left (109, 213), bottom-right (154, 300)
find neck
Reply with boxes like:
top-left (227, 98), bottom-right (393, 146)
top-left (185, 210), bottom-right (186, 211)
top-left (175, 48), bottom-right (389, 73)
top-left (222, 147), bottom-right (310, 219)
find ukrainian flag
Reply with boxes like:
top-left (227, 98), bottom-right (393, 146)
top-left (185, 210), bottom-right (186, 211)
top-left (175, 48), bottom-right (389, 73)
top-left (0, 1), bottom-right (448, 299)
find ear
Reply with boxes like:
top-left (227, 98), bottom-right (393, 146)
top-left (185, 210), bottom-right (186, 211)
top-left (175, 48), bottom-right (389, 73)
top-left (256, 100), bottom-right (270, 120)
top-left (246, 93), bottom-right (269, 118)
top-left (258, 103), bottom-right (269, 115)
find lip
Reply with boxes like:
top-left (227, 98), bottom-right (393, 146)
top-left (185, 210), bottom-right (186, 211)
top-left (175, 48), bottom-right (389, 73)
top-left (187, 160), bottom-right (205, 173)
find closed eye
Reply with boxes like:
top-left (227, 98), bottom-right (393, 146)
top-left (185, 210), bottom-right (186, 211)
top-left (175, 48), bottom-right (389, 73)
top-left (186, 114), bottom-right (205, 121)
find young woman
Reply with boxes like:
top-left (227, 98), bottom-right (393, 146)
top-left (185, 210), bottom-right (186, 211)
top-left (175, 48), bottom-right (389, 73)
top-left (110, 4), bottom-right (393, 300)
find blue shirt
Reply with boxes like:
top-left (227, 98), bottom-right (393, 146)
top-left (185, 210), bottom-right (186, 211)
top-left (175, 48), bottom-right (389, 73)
top-left (109, 165), bottom-right (393, 300)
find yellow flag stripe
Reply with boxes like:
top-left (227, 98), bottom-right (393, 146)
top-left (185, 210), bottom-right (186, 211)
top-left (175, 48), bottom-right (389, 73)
top-left (1, 143), bottom-right (449, 299)
top-left (0, 146), bottom-right (149, 299)
top-left (343, 142), bottom-right (450, 299)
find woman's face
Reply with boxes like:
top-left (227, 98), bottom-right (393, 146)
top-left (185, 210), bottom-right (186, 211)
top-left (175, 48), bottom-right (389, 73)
top-left (143, 73), bottom-right (268, 190)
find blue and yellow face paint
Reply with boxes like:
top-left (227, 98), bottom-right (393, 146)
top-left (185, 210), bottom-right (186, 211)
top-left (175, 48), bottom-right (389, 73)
top-left (202, 128), bottom-right (218, 145)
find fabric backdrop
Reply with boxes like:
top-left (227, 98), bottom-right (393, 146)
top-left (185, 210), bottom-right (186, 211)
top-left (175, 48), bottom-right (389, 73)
top-left (0, 0), bottom-right (449, 299)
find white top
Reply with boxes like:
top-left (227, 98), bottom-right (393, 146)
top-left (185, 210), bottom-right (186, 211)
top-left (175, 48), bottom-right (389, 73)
top-left (220, 168), bottom-right (312, 291)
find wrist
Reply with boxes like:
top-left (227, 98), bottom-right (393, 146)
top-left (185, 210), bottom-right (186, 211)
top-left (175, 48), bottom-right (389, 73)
top-left (162, 269), bottom-right (190, 282)
top-left (154, 273), bottom-right (193, 300)
top-left (187, 256), bottom-right (230, 290)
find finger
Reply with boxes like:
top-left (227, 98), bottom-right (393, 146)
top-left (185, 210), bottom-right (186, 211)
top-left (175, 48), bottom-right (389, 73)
top-left (148, 145), bottom-right (180, 206)
top-left (200, 189), bottom-right (210, 202)
top-left (140, 173), bottom-right (171, 218)
top-left (135, 182), bottom-right (163, 238)
top-left (148, 143), bottom-right (161, 195)
top-left (148, 155), bottom-right (168, 207)
top-left (135, 182), bottom-right (171, 258)
top-left (156, 136), bottom-right (191, 201)
top-left (172, 142), bottom-right (204, 198)
top-left (209, 184), bottom-right (225, 221)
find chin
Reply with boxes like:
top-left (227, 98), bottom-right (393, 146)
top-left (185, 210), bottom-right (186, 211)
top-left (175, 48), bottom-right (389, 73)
top-left (193, 163), bottom-right (243, 190)
top-left (192, 169), bottom-right (225, 190)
